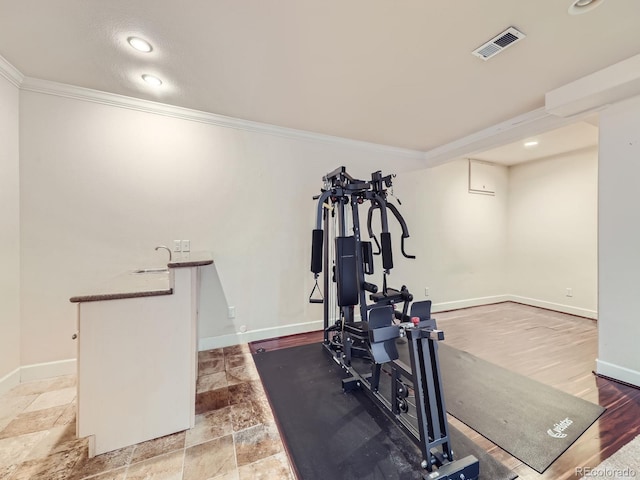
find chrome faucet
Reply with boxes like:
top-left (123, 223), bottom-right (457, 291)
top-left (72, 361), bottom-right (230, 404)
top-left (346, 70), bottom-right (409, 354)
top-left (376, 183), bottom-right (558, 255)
top-left (155, 245), bottom-right (172, 262)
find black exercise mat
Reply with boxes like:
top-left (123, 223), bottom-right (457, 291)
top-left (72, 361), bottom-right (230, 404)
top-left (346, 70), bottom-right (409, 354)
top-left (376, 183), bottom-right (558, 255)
top-left (427, 343), bottom-right (605, 473)
top-left (254, 343), bottom-right (516, 480)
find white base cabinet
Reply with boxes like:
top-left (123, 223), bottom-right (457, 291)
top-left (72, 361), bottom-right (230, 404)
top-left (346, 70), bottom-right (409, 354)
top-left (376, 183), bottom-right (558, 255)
top-left (76, 267), bottom-right (199, 456)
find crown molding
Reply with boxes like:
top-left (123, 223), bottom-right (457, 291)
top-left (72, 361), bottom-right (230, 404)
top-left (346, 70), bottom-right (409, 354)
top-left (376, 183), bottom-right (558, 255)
top-left (19, 76), bottom-right (425, 160)
top-left (422, 107), bottom-right (588, 167)
top-left (8, 58), bottom-right (584, 165)
top-left (0, 54), bottom-right (24, 87)
top-left (546, 53), bottom-right (640, 118)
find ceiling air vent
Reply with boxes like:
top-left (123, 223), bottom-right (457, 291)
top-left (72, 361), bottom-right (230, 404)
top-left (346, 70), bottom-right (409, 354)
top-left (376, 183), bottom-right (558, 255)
top-left (472, 27), bottom-right (526, 61)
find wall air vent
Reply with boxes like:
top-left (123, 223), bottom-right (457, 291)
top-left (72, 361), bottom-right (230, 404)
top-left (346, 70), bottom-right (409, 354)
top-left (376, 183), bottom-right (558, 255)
top-left (472, 27), bottom-right (526, 61)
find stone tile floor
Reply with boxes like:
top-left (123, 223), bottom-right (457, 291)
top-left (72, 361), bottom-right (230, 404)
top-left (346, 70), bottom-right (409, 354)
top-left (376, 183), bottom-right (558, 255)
top-left (0, 344), bottom-right (295, 480)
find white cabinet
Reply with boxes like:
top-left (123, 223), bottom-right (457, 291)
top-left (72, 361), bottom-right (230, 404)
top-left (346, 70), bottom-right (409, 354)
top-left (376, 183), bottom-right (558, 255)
top-left (75, 266), bottom-right (200, 456)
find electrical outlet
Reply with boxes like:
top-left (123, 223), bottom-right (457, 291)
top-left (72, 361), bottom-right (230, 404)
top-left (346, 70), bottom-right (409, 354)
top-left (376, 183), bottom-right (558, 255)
top-left (425, 287), bottom-right (429, 297)
top-left (228, 306), bottom-right (236, 319)
top-left (173, 240), bottom-right (181, 252)
top-left (566, 288), bottom-right (573, 297)
top-left (181, 240), bottom-right (191, 252)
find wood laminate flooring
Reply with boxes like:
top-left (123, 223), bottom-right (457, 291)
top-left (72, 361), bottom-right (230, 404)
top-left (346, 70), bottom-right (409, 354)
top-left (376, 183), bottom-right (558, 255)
top-left (251, 302), bottom-right (640, 480)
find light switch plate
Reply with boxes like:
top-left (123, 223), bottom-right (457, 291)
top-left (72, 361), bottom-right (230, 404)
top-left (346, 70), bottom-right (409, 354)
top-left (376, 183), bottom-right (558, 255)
top-left (181, 240), bottom-right (191, 252)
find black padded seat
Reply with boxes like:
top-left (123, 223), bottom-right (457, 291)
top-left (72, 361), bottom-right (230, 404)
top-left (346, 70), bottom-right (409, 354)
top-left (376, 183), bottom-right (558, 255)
top-left (370, 288), bottom-right (405, 304)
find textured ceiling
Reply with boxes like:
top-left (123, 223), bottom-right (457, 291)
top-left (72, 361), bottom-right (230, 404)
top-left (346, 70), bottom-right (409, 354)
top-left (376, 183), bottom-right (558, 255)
top-left (0, 0), bottom-right (639, 152)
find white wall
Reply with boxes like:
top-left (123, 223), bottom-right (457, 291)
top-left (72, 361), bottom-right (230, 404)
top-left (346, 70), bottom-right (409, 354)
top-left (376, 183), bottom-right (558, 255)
top-left (0, 73), bottom-right (21, 389)
top-left (507, 148), bottom-right (598, 318)
top-left (18, 90), bottom-right (425, 366)
top-left (12, 80), bottom-right (602, 374)
top-left (394, 160), bottom-right (509, 311)
top-left (393, 151), bottom-right (599, 319)
top-left (597, 94), bottom-right (640, 387)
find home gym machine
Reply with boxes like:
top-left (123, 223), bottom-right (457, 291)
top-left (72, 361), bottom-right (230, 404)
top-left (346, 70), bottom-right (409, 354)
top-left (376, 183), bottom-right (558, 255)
top-left (309, 167), bottom-right (479, 480)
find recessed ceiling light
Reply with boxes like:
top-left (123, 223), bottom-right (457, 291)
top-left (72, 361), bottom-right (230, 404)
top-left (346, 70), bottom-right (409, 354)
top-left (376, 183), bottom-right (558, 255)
top-left (568, 0), bottom-right (605, 15)
top-left (142, 74), bottom-right (162, 87)
top-left (524, 140), bottom-right (539, 148)
top-left (127, 36), bottom-right (152, 53)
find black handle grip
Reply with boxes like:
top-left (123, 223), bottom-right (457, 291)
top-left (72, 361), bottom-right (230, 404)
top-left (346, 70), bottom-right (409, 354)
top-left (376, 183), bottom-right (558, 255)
top-left (362, 241), bottom-right (374, 275)
top-left (385, 203), bottom-right (415, 259)
top-left (309, 298), bottom-right (323, 304)
top-left (371, 235), bottom-right (381, 255)
top-left (401, 236), bottom-right (416, 259)
top-left (311, 229), bottom-right (323, 273)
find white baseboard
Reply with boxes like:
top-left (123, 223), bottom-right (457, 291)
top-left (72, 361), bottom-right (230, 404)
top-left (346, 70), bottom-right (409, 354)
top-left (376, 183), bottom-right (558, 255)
top-left (432, 294), bottom-right (598, 319)
top-left (199, 320), bottom-right (324, 351)
top-left (0, 359), bottom-right (76, 395)
top-left (432, 295), bottom-right (511, 312)
top-left (199, 294), bottom-right (598, 350)
top-left (507, 295), bottom-right (598, 319)
top-left (2, 296), bottom-right (598, 387)
top-left (0, 367), bottom-right (21, 396)
top-left (596, 359), bottom-right (640, 388)
top-left (20, 359), bottom-right (77, 383)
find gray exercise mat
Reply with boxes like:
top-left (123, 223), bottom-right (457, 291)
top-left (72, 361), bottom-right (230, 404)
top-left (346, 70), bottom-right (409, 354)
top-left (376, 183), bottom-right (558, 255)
top-left (254, 343), bottom-right (516, 480)
top-left (432, 343), bottom-right (605, 473)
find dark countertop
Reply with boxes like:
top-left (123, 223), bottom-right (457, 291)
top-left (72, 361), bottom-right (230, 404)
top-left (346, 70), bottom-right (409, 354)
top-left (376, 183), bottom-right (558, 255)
top-left (167, 251), bottom-right (213, 269)
top-left (70, 252), bottom-right (213, 303)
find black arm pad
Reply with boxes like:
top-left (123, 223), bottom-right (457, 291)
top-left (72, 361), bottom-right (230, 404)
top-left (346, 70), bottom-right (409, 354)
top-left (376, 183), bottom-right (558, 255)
top-left (381, 232), bottom-right (393, 270)
top-left (400, 287), bottom-right (413, 301)
top-left (363, 282), bottom-right (378, 294)
top-left (311, 229), bottom-right (323, 273)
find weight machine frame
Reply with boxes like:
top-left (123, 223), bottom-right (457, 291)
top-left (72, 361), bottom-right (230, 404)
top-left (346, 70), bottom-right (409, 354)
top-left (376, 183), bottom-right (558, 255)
top-left (310, 166), bottom-right (479, 480)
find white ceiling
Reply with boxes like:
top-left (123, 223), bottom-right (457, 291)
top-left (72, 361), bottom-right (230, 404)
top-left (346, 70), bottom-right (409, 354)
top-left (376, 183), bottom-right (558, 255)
top-left (0, 0), bottom-right (638, 154)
